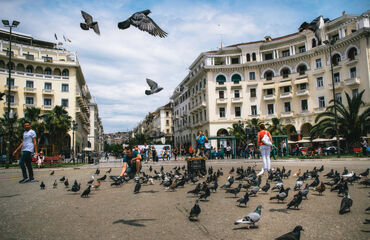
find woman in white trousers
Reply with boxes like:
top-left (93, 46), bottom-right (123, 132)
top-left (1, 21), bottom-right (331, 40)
top-left (256, 124), bottom-right (273, 175)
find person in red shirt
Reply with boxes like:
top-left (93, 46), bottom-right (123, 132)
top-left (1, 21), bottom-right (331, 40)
top-left (256, 124), bottom-right (273, 175)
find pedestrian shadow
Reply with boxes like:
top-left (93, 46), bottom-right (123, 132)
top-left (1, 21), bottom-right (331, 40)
top-left (0, 194), bottom-right (20, 198)
top-left (269, 208), bottom-right (290, 214)
top-left (112, 218), bottom-right (156, 227)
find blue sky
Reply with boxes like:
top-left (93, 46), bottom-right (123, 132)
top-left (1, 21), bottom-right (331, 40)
top-left (0, 0), bottom-right (369, 133)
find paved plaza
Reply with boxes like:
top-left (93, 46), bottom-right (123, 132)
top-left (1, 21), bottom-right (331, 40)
top-left (0, 158), bottom-right (369, 240)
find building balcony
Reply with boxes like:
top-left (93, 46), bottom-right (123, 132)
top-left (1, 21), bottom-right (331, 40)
top-left (328, 81), bottom-right (344, 89)
top-left (346, 57), bottom-right (358, 66)
top-left (42, 89), bottom-right (54, 95)
top-left (314, 107), bottom-right (326, 113)
top-left (191, 101), bottom-right (207, 111)
top-left (231, 98), bottom-right (242, 103)
top-left (333, 64), bottom-right (342, 70)
top-left (24, 87), bottom-right (36, 93)
top-left (248, 114), bottom-right (260, 118)
top-left (42, 105), bottom-right (53, 110)
top-left (215, 85), bottom-right (227, 90)
top-left (3, 102), bottom-right (17, 108)
top-left (266, 114), bottom-right (277, 119)
top-left (216, 98), bottom-right (227, 104)
top-left (263, 94), bottom-right (275, 101)
top-left (280, 92), bottom-right (292, 99)
top-left (23, 103), bottom-right (35, 108)
top-left (0, 68), bottom-right (70, 80)
top-left (295, 89), bottom-right (309, 96)
top-left (3, 85), bottom-right (18, 92)
top-left (296, 74), bottom-right (307, 79)
top-left (313, 69), bottom-right (325, 76)
top-left (281, 111), bottom-right (294, 118)
top-left (344, 77), bottom-right (360, 86)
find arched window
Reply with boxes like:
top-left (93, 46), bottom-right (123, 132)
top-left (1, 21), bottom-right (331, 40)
top-left (53, 68), bottom-right (61, 76)
top-left (0, 60), bottom-right (5, 69)
top-left (246, 53), bottom-right (251, 62)
top-left (26, 65), bottom-right (34, 73)
top-left (45, 67), bottom-right (52, 75)
top-left (216, 75), bottom-right (226, 84)
top-left (297, 64), bottom-right (307, 75)
top-left (62, 69), bottom-right (69, 76)
top-left (264, 70), bottom-right (274, 80)
top-left (252, 52), bottom-right (256, 61)
top-left (6, 62), bottom-right (15, 70)
top-left (16, 63), bottom-right (25, 72)
top-left (347, 47), bottom-right (357, 61)
top-left (280, 68), bottom-right (291, 78)
top-left (35, 66), bottom-right (43, 74)
top-left (332, 54), bottom-right (341, 66)
top-left (231, 73), bottom-right (242, 83)
top-left (312, 38), bottom-right (317, 48)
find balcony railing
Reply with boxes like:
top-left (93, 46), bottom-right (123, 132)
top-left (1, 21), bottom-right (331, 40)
top-left (24, 87), bottom-right (36, 93)
top-left (263, 94), bottom-right (275, 101)
top-left (3, 102), bottom-right (17, 107)
top-left (42, 89), bottom-right (54, 94)
top-left (344, 77), bottom-right (360, 86)
top-left (216, 98), bottom-right (227, 104)
top-left (295, 89), bottom-right (309, 96)
top-left (4, 85), bottom-right (18, 91)
top-left (42, 105), bottom-right (53, 110)
top-left (231, 98), bottom-right (242, 103)
top-left (328, 82), bottom-right (344, 89)
top-left (314, 107), bottom-right (325, 113)
top-left (0, 68), bottom-right (69, 80)
top-left (24, 103), bottom-right (35, 108)
top-left (280, 92), bottom-right (292, 98)
top-left (281, 111), bottom-right (294, 117)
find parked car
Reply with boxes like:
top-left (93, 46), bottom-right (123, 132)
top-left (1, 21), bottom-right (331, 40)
top-left (324, 146), bottom-right (345, 154)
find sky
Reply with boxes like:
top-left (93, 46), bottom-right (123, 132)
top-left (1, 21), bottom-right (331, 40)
top-left (0, 0), bottom-right (368, 133)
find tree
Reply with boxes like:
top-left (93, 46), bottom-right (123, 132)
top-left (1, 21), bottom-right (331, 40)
top-left (23, 107), bottom-right (44, 141)
top-left (228, 121), bottom-right (246, 147)
top-left (245, 118), bottom-right (264, 143)
top-left (310, 90), bottom-right (370, 152)
top-left (0, 112), bottom-right (23, 156)
top-left (268, 118), bottom-right (286, 136)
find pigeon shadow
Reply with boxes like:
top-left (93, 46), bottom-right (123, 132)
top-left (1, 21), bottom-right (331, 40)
top-left (233, 226), bottom-right (259, 230)
top-left (236, 205), bottom-right (247, 208)
top-left (140, 190), bottom-right (159, 194)
top-left (199, 199), bottom-right (210, 202)
top-left (311, 193), bottom-right (325, 196)
top-left (225, 196), bottom-right (239, 199)
top-left (186, 195), bottom-right (199, 198)
top-left (269, 208), bottom-right (290, 214)
top-left (0, 194), bottom-right (20, 198)
top-left (269, 201), bottom-right (287, 204)
top-left (112, 218), bottom-right (156, 227)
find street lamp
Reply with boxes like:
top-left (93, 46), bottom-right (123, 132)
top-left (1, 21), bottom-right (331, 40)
top-left (2, 20), bottom-right (20, 168)
top-left (71, 120), bottom-right (78, 163)
top-left (323, 39), bottom-right (341, 158)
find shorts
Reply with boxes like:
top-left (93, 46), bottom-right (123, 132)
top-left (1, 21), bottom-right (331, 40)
top-left (124, 161), bottom-right (137, 174)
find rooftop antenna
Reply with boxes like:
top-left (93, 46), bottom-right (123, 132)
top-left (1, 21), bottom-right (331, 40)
top-left (218, 24), bottom-right (224, 49)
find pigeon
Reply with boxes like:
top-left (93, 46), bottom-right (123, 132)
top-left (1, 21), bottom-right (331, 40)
top-left (97, 175), bottom-right (106, 181)
top-left (208, 181), bottom-right (218, 192)
top-left (359, 179), bottom-right (370, 187)
top-left (50, 170), bottom-right (54, 175)
top-left (106, 168), bottom-right (112, 174)
top-left (149, 166), bottom-right (153, 172)
top-left (261, 181), bottom-right (270, 193)
top-left (118, 10), bottom-right (167, 38)
top-left (359, 168), bottom-right (369, 178)
top-left (309, 176), bottom-right (320, 188)
top-left (314, 182), bottom-right (326, 195)
top-left (68, 182), bottom-right (81, 192)
top-left (226, 184), bottom-right (242, 198)
top-left (87, 176), bottom-right (94, 185)
top-left (59, 176), bottom-right (65, 182)
top-left (270, 187), bottom-right (291, 203)
top-left (342, 171), bottom-right (354, 178)
top-left (199, 187), bottom-right (210, 201)
top-left (275, 225), bottom-right (304, 240)
top-left (81, 186), bottom-right (91, 198)
top-left (64, 179), bottom-right (69, 188)
top-left (249, 186), bottom-right (260, 196)
top-left (339, 193), bottom-right (353, 214)
top-left (80, 10), bottom-right (100, 35)
top-left (287, 193), bottom-right (303, 209)
top-left (237, 192), bottom-right (250, 207)
top-left (95, 169), bottom-right (100, 175)
top-left (295, 184), bottom-right (309, 199)
top-left (134, 181), bottom-right (141, 194)
top-left (294, 169), bottom-right (301, 177)
top-left (40, 181), bottom-right (45, 190)
top-left (364, 219), bottom-right (370, 224)
top-left (53, 180), bottom-right (57, 188)
top-left (92, 181), bottom-right (101, 190)
top-left (272, 182), bottom-right (284, 191)
top-left (189, 200), bottom-right (201, 221)
top-left (234, 205), bottom-right (262, 229)
top-left (221, 176), bottom-right (234, 189)
top-left (145, 78), bottom-right (163, 95)
top-left (294, 177), bottom-right (304, 191)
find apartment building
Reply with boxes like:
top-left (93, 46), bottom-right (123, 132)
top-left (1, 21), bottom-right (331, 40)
top-left (86, 97), bottom-right (104, 152)
top-left (172, 11), bottom-right (370, 147)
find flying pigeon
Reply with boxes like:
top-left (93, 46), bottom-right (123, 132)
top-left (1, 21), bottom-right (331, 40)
top-left (275, 225), bottom-right (304, 240)
top-left (188, 200), bottom-right (201, 221)
top-left (234, 205), bottom-right (262, 229)
top-left (118, 10), bottom-right (168, 38)
top-left (145, 78), bottom-right (163, 95)
top-left (80, 10), bottom-right (100, 35)
top-left (339, 193), bottom-right (353, 214)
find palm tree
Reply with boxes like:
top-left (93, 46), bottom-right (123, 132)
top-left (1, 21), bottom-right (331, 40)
top-left (268, 118), bottom-right (286, 136)
top-left (43, 106), bottom-right (72, 155)
top-left (310, 90), bottom-right (370, 152)
top-left (23, 107), bottom-right (44, 142)
top-left (245, 118), bottom-right (264, 143)
top-left (228, 121), bottom-right (246, 147)
top-left (0, 112), bottom-right (23, 157)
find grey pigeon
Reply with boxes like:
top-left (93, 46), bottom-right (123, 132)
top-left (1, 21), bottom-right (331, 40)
top-left (339, 193), bottom-right (353, 214)
top-left (189, 200), bottom-right (201, 221)
top-left (145, 78), bottom-right (163, 95)
top-left (53, 180), bottom-right (57, 188)
top-left (287, 193), bottom-right (303, 209)
top-left (80, 10), bottom-right (100, 35)
top-left (118, 10), bottom-right (167, 38)
top-left (234, 205), bottom-right (262, 228)
top-left (270, 187), bottom-right (291, 203)
top-left (275, 225), bottom-right (304, 240)
top-left (134, 181), bottom-right (141, 194)
top-left (237, 192), bottom-right (249, 207)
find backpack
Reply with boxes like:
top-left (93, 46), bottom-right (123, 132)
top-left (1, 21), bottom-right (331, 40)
top-left (262, 131), bottom-right (272, 146)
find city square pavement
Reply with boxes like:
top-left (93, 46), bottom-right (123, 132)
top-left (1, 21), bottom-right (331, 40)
top-left (0, 157), bottom-right (369, 240)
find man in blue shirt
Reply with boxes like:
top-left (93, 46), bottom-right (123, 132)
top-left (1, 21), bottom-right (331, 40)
top-left (119, 146), bottom-right (142, 181)
top-left (195, 130), bottom-right (207, 157)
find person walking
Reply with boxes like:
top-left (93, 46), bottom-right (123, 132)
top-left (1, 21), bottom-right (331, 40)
top-left (172, 147), bottom-right (179, 161)
top-left (13, 121), bottom-right (38, 183)
top-left (256, 124), bottom-right (273, 176)
top-left (226, 145), bottom-right (232, 159)
top-left (361, 137), bottom-right (368, 156)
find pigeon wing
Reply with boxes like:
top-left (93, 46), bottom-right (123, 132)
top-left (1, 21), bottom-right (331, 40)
top-left (133, 14), bottom-right (167, 38)
top-left (247, 212), bottom-right (260, 223)
top-left (146, 78), bottom-right (158, 90)
top-left (92, 22), bottom-right (100, 35)
top-left (81, 11), bottom-right (93, 24)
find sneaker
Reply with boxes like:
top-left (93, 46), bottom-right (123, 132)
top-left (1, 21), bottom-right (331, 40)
top-left (134, 174), bottom-right (140, 181)
top-left (19, 178), bottom-right (28, 183)
top-left (28, 178), bottom-right (36, 183)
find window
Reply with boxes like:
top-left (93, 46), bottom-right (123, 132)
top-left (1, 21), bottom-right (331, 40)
top-left (266, 88), bottom-right (273, 95)
top-left (26, 81), bottom-right (34, 88)
top-left (282, 50), bottom-right (290, 57)
top-left (216, 75), bottom-right (226, 84)
top-left (315, 58), bottom-right (322, 69)
top-left (200, 112), bottom-right (202, 121)
top-left (332, 34), bottom-right (339, 41)
top-left (203, 78), bottom-right (206, 86)
top-left (231, 57), bottom-right (239, 64)
top-left (301, 99), bottom-right (308, 111)
top-left (265, 53), bottom-right (273, 60)
top-left (312, 38), bottom-right (317, 48)
top-left (219, 107), bottom-right (226, 118)
top-left (267, 104), bottom-right (274, 114)
top-left (235, 107), bottom-right (241, 117)
top-left (219, 91), bottom-right (224, 99)
top-left (335, 93), bottom-right (342, 103)
top-left (284, 102), bottom-right (291, 112)
top-left (44, 98), bottom-right (52, 106)
top-left (26, 65), bottom-right (33, 73)
top-left (26, 97), bottom-right (34, 105)
top-left (300, 83), bottom-right (307, 90)
top-left (6, 78), bottom-right (14, 86)
top-left (252, 53), bottom-right (256, 61)
top-left (350, 67), bottom-right (357, 78)
top-left (234, 90), bottom-right (240, 98)
top-left (42, 56), bottom-right (53, 63)
top-left (62, 69), bottom-right (69, 76)
top-left (166, 120), bottom-right (169, 126)
top-left (298, 45), bottom-right (306, 53)
top-left (166, 129), bottom-right (170, 134)
top-left (204, 110), bottom-right (207, 121)
top-left (61, 99), bottom-right (69, 107)
top-left (6, 95), bottom-right (14, 103)
top-left (61, 84), bottom-right (69, 92)
top-left (166, 111), bottom-right (169, 117)
top-left (44, 82), bottom-right (52, 89)
top-left (246, 54), bottom-right (251, 62)
top-left (249, 72), bottom-right (256, 80)
top-left (283, 86), bottom-right (290, 93)
top-left (250, 88), bottom-right (256, 98)
top-left (23, 53), bottom-right (34, 60)
top-left (318, 96), bottom-right (325, 108)
top-left (297, 64), bottom-right (307, 75)
top-left (332, 54), bottom-right (341, 66)
top-left (347, 47), bottom-right (358, 60)
top-left (251, 105), bottom-right (257, 115)
top-left (44, 67), bottom-right (52, 75)
top-left (334, 72), bottom-right (340, 83)
top-left (316, 77), bottom-right (324, 88)
top-left (281, 68), bottom-right (290, 78)
top-left (264, 70), bottom-right (274, 80)
top-left (352, 88), bottom-right (358, 97)
top-left (231, 74), bottom-right (242, 83)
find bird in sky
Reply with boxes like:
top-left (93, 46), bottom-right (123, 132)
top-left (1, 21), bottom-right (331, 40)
top-left (118, 10), bottom-right (168, 38)
top-left (275, 225), bottom-right (304, 240)
top-left (188, 200), bottom-right (201, 221)
top-left (234, 205), bottom-right (262, 229)
top-left (80, 10), bottom-right (100, 35)
top-left (145, 78), bottom-right (163, 95)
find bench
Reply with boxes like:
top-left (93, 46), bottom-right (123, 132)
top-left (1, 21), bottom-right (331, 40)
top-left (353, 148), bottom-right (362, 157)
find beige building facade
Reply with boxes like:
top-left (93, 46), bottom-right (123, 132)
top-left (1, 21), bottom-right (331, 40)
top-left (86, 98), bottom-right (104, 153)
top-left (172, 11), bottom-right (370, 147)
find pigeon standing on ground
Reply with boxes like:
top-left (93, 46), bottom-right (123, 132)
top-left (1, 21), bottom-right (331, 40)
top-left (287, 193), bottom-right (303, 209)
top-left (134, 181), bottom-right (141, 194)
top-left (87, 176), bottom-right (94, 185)
top-left (64, 179), bottom-right (69, 188)
top-left (95, 169), bottom-right (100, 175)
top-left (339, 193), bottom-right (353, 214)
top-left (81, 186), bottom-right (91, 198)
top-left (53, 180), bottom-right (57, 188)
top-left (59, 176), bottom-right (65, 182)
top-left (234, 205), bottom-right (262, 229)
top-left (188, 200), bottom-right (201, 221)
top-left (80, 10), bottom-right (100, 35)
top-left (50, 170), bottom-right (54, 176)
top-left (97, 175), bottom-right (107, 181)
top-left (314, 182), bottom-right (326, 195)
top-left (118, 9), bottom-right (168, 38)
top-left (40, 181), bottom-right (45, 190)
top-left (275, 225), bottom-right (304, 240)
top-left (145, 78), bottom-right (163, 95)
top-left (237, 192), bottom-right (250, 207)
top-left (270, 188), bottom-right (291, 203)
top-left (106, 168), bottom-right (112, 174)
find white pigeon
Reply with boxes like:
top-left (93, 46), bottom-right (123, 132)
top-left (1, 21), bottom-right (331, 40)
top-left (234, 205), bottom-right (262, 229)
top-left (342, 171), bottom-right (354, 178)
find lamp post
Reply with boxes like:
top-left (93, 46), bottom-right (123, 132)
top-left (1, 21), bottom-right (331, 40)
top-left (71, 120), bottom-right (78, 163)
top-left (2, 20), bottom-right (20, 169)
top-left (324, 39), bottom-right (341, 158)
